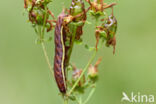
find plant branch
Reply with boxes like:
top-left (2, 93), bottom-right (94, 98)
top-left (67, 50), bottom-right (97, 96)
top-left (79, 96), bottom-right (82, 104)
top-left (64, 97), bottom-right (68, 104)
top-left (41, 42), bottom-right (54, 76)
top-left (65, 25), bottom-right (77, 67)
top-left (83, 86), bottom-right (96, 104)
top-left (39, 6), bottom-right (53, 77)
top-left (42, 6), bottom-right (48, 38)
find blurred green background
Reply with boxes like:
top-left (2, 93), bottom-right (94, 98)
top-left (0, 0), bottom-right (156, 104)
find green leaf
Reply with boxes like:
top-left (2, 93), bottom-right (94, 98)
top-left (66, 65), bottom-right (73, 71)
top-left (70, 21), bottom-right (83, 27)
top-left (35, 38), bottom-right (42, 44)
top-left (89, 10), bottom-right (104, 20)
top-left (74, 38), bottom-right (83, 45)
top-left (85, 20), bottom-right (92, 25)
top-left (69, 95), bottom-right (76, 101)
top-left (27, 5), bottom-right (32, 12)
top-left (88, 76), bottom-right (99, 83)
top-left (65, 40), bottom-right (70, 47)
top-left (74, 86), bottom-right (85, 94)
top-left (99, 31), bottom-right (107, 39)
top-left (85, 44), bottom-right (95, 51)
top-left (33, 26), bottom-right (38, 34)
top-left (36, 15), bottom-right (43, 24)
top-left (43, 37), bottom-right (52, 42)
top-left (48, 36), bottom-right (52, 41)
top-left (32, 23), bottom-right (36, 28)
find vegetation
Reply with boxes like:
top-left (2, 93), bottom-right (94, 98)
top-left (23, 0), bottom-right (118, 104)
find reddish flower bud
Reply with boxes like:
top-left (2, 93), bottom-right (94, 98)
top-left (72, 66), bottom-right (85, 87)
top-left (88, 65), bottom-right (98, 78)
top-left (88, 58), bottom-right (102, 81)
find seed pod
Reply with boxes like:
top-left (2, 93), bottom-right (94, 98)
top-left (103, 14), bottom-right (117, 54)
top-left (103, 14), bottom-right (117, 38)
top-left (70, 0), bottom-right (86, 40)
top-left (24, 0), bottom-right (51, 26)
top-left (29, 8), bottom-right (46, 25)
top-left (91, 0), bottom-right (104, 12)
top-left (95, 25), bottom-right (107, 50)
top-left (70, 0), bottom-right (86, 22)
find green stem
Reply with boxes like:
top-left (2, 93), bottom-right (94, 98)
top-left (38, 26), bottom-right (42, 38)
top-left (64, 98), bottom-right (68, 104)
top-left (42, 6), bottom-right (48, 38)
top-left (67, 50), bottom-right (97, 96)
top-left (79, 96), bottom-right (82, 104)
top-left (65, 25), bottom-right (77, 67)
top-left (41, 42), bottom-right (54, 76)
top-left (39, 6), bottom-right (53, 76)
top-left (83, 86), bottom-right (96, 104)
top-left (36, 7), bottom-right (53, 77)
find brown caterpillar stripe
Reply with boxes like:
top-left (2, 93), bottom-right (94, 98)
top-left (54, 11), bottom-right (67, 93)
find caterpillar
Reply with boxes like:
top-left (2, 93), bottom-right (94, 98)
top-left (54, 11), bottom-right (67, 93)
top-left (53, 0), bottom-right (86, 93)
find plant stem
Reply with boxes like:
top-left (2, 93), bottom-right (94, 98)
top-left (79, 96), bottom-right (82, 104)
top-left (42, 6), bottom-right (48, 38)
top-left (64, 98), bottom-right (68, 104)
top-left (83, 86), bottom-right (96, 104)
top-left (65, 25), bottom-right (77, 67)
top-left (67, 50), bottom-right (97, 96)
top-left (39, 6), bottom-right (53, 76)
top-left (41, 42), bottom-right (54, 76)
